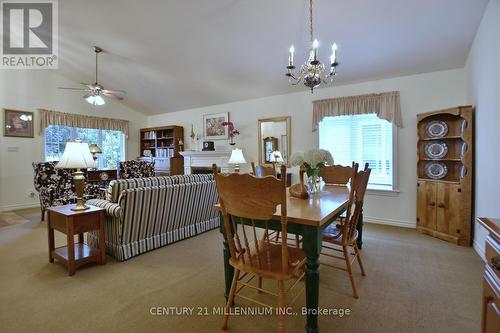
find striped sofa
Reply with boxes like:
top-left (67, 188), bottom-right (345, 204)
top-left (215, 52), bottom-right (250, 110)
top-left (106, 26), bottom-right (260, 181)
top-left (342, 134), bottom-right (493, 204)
top-left (86, 174), bottom-right (219, 261)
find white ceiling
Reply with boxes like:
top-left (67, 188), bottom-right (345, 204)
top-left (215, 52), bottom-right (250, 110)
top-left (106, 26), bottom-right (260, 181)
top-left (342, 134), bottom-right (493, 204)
top-left (57, 0), bottom-right (488, 114)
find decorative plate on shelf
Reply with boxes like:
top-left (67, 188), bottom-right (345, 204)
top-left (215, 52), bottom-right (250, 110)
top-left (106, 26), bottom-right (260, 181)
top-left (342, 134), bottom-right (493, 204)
top-left (424, 141), bottom-right (448, 159)
top-left (460, 165), bottom-right (467, 179)
top-left (460, 141), bottom-right (468, 157)
top-left (424, 161), bottom-right (448, 180)
top-left (425, 121), bottom-right (448, 138)
top-left (460, 119), bottom-right (468, 134)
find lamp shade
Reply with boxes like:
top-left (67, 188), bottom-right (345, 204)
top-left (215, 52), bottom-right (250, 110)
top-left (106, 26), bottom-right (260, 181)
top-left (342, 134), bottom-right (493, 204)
top-left (88, 144), bottom-right (102, 154)
top-left (56, 141), bottom-right (96, 169)
top-left (228, 149), bottom-right (247, 164)
top-left (270, 150), bottom-right (284, 163)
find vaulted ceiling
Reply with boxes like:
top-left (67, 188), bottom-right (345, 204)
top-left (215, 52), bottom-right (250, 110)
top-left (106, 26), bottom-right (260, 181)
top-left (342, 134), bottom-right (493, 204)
top-left (57, 0), bottom-right (488, 114)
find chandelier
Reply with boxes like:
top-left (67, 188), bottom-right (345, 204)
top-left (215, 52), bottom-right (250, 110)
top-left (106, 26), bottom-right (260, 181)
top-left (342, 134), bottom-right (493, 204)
top-left (286, 0), bottom-right (339, 93)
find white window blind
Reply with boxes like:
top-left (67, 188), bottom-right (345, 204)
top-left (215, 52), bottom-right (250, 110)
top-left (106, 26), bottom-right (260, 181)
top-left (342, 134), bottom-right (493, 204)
top-left (319, 114), bottom-right (396, 190)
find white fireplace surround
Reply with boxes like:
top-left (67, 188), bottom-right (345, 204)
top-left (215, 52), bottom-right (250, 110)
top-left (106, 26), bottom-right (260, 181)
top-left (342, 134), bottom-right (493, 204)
top-left (179, 151), bottom-right (235, 174)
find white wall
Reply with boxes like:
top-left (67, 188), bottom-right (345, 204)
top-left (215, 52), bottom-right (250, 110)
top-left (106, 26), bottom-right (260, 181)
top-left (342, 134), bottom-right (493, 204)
top-left (148, 69), bottom-right (467, 228)
top-left (465, 0), bottom-right (500, 258)
top-left (0, 70), bottom-right (147, 211)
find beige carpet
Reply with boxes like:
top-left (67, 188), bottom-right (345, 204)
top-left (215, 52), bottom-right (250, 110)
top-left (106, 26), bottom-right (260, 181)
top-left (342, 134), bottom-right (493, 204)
top-left (0, 208), bottom-right (483, 333)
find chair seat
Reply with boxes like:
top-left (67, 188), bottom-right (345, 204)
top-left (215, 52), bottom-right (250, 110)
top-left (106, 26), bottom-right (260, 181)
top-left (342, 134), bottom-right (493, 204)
top-left (322, 224), bottom-right (358, 245)
top-left (230, 240), bottom-right (306, 280)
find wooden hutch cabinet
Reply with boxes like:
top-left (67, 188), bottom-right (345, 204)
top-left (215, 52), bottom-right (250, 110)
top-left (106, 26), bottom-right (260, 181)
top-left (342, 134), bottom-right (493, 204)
top-left (416, 106), bottom-right (473, 246)
top-left (139, 125), bottom-right (184, 175)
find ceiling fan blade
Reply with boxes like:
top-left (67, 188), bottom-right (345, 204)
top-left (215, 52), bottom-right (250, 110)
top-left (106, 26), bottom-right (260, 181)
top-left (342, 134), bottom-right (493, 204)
top-left (58, 87), bottom-right (88, 91)
top-left (102, 89), bottom-right (126, 100)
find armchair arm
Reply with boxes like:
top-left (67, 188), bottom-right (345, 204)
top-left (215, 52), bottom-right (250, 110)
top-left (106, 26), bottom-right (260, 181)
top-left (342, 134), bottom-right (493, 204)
top-left (38, 187), bottom-right (56, 208)
top-left (86, 199), bottom-right (123, 219)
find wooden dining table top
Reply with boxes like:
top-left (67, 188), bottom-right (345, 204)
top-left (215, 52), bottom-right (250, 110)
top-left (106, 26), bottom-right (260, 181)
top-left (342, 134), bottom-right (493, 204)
top-left (214, 185), bottom-right (350, 227)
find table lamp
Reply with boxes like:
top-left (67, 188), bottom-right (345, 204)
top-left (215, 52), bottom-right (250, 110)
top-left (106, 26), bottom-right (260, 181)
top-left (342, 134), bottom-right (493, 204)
top-left (228, 148), bottom-right (246, 173)
top-left (56, 141), bottom-right (96, 211)
top-left (270, 150), bottom-right (284, 172)
top-left (88, 144), bottom-right (102, 169)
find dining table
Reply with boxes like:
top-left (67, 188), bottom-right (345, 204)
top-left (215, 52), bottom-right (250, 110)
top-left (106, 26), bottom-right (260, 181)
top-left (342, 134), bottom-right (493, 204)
top-left (215, 185), bottom-right (364, 333)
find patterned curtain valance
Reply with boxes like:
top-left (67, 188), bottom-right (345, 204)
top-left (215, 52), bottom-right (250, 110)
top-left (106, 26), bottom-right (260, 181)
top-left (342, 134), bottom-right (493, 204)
top-left (312, 91), bottom-right (403, 130)
top-left (38, 109), bottom-right (129, 138)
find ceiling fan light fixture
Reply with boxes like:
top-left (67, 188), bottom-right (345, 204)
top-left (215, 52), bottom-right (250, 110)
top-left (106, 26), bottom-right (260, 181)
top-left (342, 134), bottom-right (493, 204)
top-left (85, 95), bottom-right (105, 106)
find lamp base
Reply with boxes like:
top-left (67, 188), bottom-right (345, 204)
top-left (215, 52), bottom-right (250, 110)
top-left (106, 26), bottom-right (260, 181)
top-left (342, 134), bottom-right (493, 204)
top-left (71, 204), bottom-right (90, 211)
top-left (71, 169), bottom-right (90, 211)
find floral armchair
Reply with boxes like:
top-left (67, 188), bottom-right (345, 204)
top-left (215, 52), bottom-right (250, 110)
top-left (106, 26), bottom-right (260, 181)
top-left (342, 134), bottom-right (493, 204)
top-left (117, 160), bottom-right (155, 179)
top-left (32, 162), bottom-right (101, 220)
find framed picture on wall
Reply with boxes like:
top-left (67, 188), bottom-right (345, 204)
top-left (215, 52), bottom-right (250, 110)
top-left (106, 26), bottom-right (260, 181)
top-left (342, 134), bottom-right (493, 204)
top-left (203, 112), bottom-right (229, 140)
top-left (3, 109), bottom-right (34, 138)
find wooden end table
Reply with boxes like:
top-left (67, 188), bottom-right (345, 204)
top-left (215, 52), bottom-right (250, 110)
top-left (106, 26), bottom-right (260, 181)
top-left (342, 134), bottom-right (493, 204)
top-left (47, 204), bottom-right (106, 276)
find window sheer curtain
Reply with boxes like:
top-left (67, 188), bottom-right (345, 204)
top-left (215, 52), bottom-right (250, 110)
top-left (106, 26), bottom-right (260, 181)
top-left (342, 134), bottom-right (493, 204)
top-left (38, 109), bottom-right (129, 138)
top-left (312, 91), bottom-right (403, 130)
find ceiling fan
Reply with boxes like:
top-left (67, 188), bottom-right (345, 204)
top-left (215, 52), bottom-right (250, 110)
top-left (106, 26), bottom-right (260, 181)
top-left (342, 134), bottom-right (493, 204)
top-left (59, 46), bottom-right (126, 106)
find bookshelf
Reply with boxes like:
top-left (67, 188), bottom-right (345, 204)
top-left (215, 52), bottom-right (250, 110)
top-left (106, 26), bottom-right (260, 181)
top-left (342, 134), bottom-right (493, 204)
top-left (139, 125), bottom-right (184, 175)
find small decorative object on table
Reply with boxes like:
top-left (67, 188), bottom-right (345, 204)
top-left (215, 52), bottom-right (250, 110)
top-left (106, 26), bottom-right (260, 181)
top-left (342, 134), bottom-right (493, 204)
top-left (289, 166), bottom-right (309, 199)
top-left (222, 121), bottom-right (240, 145)
top-left (202, 141), bottom-right (215, 151)
top-left (290, 149), bottom-right (334, 193)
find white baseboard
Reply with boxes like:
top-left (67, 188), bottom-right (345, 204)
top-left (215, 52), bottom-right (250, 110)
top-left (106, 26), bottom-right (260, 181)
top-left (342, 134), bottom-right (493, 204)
top-left (473, 239), bottom-right (486, 262)
top-left (0, 202), bottom-right (40, 212)
top-left (364, 216), bottom-right (415, 229)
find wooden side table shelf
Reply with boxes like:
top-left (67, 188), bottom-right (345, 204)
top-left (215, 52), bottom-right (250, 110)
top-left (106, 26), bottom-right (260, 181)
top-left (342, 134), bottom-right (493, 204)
top-left (47, 204), bottom-right (106, 276)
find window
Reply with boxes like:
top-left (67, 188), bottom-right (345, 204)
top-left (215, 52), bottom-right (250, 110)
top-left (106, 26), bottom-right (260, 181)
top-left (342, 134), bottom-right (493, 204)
top-left (45, 125), bottom-right (125, 169)
top-left (319, 114), bottom-right (397, 191)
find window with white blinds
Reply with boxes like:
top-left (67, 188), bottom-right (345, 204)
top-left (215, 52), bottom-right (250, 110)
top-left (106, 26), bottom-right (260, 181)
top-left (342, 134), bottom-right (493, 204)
top-left (319, 114), bottom-right (396, 190)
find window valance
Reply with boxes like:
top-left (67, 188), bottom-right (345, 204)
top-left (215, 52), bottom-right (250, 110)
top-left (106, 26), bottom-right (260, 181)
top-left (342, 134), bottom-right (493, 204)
top-left (312, 91), bottom-right (403, 130)
top-left (38, 109), bottom-right (129, 138)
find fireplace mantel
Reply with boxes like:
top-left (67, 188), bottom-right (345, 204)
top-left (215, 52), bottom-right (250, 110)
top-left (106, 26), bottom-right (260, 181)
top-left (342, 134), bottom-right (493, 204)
top-left (179, 151), bottom-right (234, 174)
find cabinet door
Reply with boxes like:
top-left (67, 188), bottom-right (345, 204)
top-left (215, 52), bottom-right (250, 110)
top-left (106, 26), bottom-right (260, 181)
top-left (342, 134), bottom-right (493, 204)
top-left (417, 181), bottom-right (437, 230)
top-left (436, 183), bottom-right (464, 236)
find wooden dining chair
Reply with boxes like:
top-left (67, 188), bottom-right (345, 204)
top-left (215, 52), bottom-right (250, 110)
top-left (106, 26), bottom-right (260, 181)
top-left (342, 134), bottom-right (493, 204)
top-left (251, 161), bottom-right (276, 177)
top-left (214, 164), bottom-right (305, 333)
top-left (321, 163), bottom-right (371, 299)
top-left (320, 163), bottom-right (355, 186)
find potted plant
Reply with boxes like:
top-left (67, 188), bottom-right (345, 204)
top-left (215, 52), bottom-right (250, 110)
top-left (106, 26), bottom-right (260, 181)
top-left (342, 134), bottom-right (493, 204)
top-left (290, 149), bottom-right (334, 193)
top-left (222, 121), bottom-right (240, 145)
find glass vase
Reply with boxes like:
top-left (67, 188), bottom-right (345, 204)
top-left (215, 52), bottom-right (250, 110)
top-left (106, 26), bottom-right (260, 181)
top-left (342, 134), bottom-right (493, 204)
top-left (307, 169), bottom-right (321, 194)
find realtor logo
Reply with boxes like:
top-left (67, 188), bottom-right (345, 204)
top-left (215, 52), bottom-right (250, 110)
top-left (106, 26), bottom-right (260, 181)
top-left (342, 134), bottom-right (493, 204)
top-left (1, 0), bottom-right (58, 68)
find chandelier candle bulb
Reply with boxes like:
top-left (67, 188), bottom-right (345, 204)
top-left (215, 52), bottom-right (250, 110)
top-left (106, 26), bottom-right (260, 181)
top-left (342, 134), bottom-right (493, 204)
top-left (289, 45), bottom-right (295, 66)
top-left (331, 43), bottom-right (337, 64)
top-left (312, 39), bottom-right (319, 61)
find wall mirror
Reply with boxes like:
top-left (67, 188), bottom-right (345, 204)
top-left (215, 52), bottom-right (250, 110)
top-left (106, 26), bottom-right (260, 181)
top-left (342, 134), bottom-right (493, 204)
top-left (258, 116), bottom-right (291, 166)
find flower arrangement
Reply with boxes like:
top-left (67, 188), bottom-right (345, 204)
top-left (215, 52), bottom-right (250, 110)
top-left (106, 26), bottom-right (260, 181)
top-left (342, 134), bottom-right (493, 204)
top-left (222, 121), bottom-right (240, 145)
top-left (290, 149), bottom-right (334, 192)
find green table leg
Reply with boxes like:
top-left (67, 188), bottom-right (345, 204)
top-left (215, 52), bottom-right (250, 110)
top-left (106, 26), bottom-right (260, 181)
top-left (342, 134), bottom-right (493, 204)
top-left (219, 213), bottom-right (234, 301)
top-left (356, 211), bottom-right (363, 249)
top-left (302, 225), bottom-right (322, 333)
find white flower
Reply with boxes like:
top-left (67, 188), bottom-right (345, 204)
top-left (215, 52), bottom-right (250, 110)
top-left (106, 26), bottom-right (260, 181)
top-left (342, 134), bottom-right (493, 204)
top-left (290, 149), bottom-right (334, 167)
top-left (290, 152), bottom-right (305, 166)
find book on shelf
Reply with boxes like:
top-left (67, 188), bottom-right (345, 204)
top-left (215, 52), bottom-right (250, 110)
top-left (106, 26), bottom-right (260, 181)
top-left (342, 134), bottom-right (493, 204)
top-left (143, 131), bottom-right (156, 139)
top-left (155, 148), bottom-right (175, 158)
